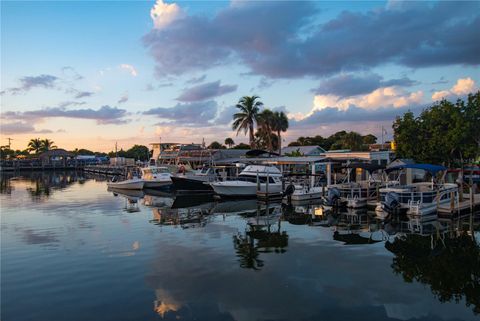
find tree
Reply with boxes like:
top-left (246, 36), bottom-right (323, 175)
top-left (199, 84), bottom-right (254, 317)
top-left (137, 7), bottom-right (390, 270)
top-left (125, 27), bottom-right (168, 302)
top-left (224, 138), bottom-right (235, 148)
top-left (41, 139), bottom-right (57, 152)
top-left (232, 143), bottom-right (251, 149)
top-left (362, 134), bottom-right (377, 145)
top-left (257, 109), bottom-right (275, 151)
top-left (27, 138), bottom-right (43, 154)
top-left (393, 92), bottom-right (480, 165)
top-left (126, 145), bottom-right (150, 161)
top-left (232, 96), bottom-right (262, 148)
top-left (342, 131), bottom-right (364, 151)
top-left (272, 111), bottom-right (289, 154)
top-left (208, 141), bottom-right (224, 149)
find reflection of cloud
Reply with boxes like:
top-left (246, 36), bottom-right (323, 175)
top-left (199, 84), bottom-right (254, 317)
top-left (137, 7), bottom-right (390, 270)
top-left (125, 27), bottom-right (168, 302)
top-left (20, 228), bottom-right (59, 245)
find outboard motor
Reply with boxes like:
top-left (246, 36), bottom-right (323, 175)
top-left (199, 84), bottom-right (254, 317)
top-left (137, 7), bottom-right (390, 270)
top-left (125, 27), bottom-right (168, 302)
top-left (324, 187), bottom-right (341, 207)
top-left (283, 184), bottom-right (295, 197)
top-left (382, 191), bottom-right (400, 214)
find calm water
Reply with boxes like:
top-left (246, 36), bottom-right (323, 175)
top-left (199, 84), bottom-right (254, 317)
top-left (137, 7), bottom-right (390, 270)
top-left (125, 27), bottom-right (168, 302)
top-left (1, 171), bottom-right (479, 321)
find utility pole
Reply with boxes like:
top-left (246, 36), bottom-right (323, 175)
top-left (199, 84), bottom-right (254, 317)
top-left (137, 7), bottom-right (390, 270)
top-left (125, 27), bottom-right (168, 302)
top-left (6, 138), bottom-right (13, 149)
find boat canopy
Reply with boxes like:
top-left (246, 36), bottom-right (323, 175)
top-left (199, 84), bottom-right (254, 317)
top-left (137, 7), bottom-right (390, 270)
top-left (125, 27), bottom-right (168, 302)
top-left (385, 163), bottom-right (447, 174)
top-left (346, 162), bottom-right (385, 173)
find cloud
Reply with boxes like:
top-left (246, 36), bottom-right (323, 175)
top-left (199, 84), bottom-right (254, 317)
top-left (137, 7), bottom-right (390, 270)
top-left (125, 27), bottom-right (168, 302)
top-left (118, 93), bottom-right (129, 104)
top-left (0, 121), bottom-right (53, 135)
top-left (119, 64), bottom-right (138, 77)
top-left (431, 77), bottom-right (477, 101)
top-left (176, 80), bottom-right (237, 102)
top-left (313, 73), bottom-right (417, 98)
top-left (2, 74), bottom-right (58, 95)
top-left (2, 106), bottom-right (129, 125)
top-left (150, 0), bottom-right (184, 29)
top-left (61, 66), bottom-right (83, 81)
top-left (74, 91), bottom-right (94, 99)
top-left (185, 75), bottom-right (207, 85)
top-left (144, 1), bottom-right (480, 78)
top-left (144, 100), bottom-right (218, 126)
top-left (312, 87), bottom-right (424, 112)
top-left (58, 101), bottom-right (87, 108)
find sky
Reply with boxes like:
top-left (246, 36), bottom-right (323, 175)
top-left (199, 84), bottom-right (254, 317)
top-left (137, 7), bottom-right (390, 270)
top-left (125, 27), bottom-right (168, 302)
top-left (1, 0), bottom-right (479, 152)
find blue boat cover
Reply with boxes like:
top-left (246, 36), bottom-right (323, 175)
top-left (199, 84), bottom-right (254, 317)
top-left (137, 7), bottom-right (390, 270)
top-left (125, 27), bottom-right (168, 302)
top-left (386, 163), bottom-right (447, 174)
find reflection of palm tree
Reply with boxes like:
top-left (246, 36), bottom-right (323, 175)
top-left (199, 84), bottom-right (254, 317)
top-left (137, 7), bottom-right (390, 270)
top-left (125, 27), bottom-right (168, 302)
top-left (232, 96), bottom-right (262, 148)
top-left (233, 234), bottom-right (264, 270)
top-left (386, 233), bottom-right (480, 315)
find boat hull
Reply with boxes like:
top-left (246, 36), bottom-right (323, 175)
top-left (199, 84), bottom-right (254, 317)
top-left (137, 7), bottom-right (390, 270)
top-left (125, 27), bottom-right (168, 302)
top-left (171, 176), bottom-right (213, 193)
top-left (107, 179), bottom-right (144, 190)
top-left (211, 181), bottom-right (282, 197)
top-left (143, 180), bottom-right (172, 189)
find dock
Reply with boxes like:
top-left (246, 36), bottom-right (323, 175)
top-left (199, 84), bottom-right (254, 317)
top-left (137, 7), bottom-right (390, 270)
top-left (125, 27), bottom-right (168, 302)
top-left (438, 192), bottom-right (480, 216)
top-left (83, 165), bottom-right (135, 176)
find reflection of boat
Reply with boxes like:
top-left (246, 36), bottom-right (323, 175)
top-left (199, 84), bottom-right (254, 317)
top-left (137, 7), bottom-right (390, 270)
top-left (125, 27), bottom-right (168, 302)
top-left (107, 177), bottom-right (144, 190)
top-left (212, 199), bottom-right (258, 215)
top-left (143, 194), bottom-right (174, 208)
top-left (108, 187), bottom-right (144, 200)
top-left (211, 165), bottom-right (282, 197)
top-left (171, 194), bottom-right (215, 209)
top-left (333, 231), bottom-right (382, 245)
top-left (141, 166), bottom-right (173, 189)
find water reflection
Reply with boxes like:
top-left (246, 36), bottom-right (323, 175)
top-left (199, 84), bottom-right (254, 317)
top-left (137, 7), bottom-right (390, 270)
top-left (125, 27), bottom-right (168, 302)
top-left (233, 202), bottom-right (287, 270)
top-left (386, 225), bottom-right (480, 315)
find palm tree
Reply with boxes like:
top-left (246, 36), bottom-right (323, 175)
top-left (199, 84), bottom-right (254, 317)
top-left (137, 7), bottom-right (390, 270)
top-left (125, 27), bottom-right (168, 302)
top-left (27, 138), bottom-right (43, 154)
top-left (232, 96), bottom-right (263, 148)
top-left (41, 139), bottom-right (57, 152)
top-left (272, 111), bottom-right (289, 155)
top-left (257, 109), bottom-right (275, 151)
top-left (224, 138), bottom-right (235, 148)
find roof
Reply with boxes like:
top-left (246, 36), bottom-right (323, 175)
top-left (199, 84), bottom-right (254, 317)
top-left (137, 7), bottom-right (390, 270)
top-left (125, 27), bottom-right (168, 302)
top-left (346, 162), bottom-right (385, 172)
top-left (246, 149), bottom-right (280, 157)
top-left (39, 149), bottom-right (73, 158)
top-left (386, 163), bottom-right (447, 174)
top-left (282, 145), bottom-right (326, 155)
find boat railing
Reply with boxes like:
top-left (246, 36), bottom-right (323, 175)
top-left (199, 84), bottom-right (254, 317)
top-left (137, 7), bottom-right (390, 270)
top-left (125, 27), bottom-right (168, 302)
top-left (379, 185), bottom-right (458, 205)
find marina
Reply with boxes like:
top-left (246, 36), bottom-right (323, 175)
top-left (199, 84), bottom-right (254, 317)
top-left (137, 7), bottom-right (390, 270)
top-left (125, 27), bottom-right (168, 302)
top-left (1, 171), bottom-right (479, 321)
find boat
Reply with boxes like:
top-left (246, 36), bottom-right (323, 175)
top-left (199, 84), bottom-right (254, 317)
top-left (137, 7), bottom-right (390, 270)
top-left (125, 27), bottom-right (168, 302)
top-left (289, 183), bottom-right (324, 201)
top-left (210, 165), bottom-right (283, 197)
top-left (107, 176), bottom-right (144, 190)
top-left (325, 163), bottom-right (388, 208)
top-left (171, 166), bottom-right (217, 193)
top-left (375, 164), bottom-right (459, 218)
top-left (140, 166), bottom-right (173, 189)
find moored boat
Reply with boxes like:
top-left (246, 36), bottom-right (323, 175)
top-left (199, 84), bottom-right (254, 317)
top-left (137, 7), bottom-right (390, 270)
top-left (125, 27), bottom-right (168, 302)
top-left (107, 177), bottom-right (145, 190)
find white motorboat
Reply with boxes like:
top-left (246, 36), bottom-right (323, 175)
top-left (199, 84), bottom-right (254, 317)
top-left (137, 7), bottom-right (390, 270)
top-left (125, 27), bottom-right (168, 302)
top-left (375, 164), bottom-right (459, 218)
top-left (140, 166), bottom-right (173, 189)
top-left (210, 165), bottom-right (282, 197)
top-left (290, 184), bottom-right (324, 201)
top-left (107, 177), bottom-right (145, 190)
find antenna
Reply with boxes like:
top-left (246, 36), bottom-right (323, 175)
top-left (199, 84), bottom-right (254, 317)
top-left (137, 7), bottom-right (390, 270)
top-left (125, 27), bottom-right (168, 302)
top-left (6, 138), bottom-right (13, 149)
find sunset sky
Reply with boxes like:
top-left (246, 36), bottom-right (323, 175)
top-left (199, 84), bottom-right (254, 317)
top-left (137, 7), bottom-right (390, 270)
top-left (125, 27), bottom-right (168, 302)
top-left (1, 0), bottom-right (479, 152)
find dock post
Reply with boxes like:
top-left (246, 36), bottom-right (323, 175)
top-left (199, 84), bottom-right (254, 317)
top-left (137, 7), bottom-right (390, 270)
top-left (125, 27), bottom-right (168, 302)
top-left (450, 191), bottom-right (454, 212)
top-left (470, 186), bottom-right (474, 213)
top-left (256, 171), bottom-right (260, 192)
top-left (266, 171), bottom-right (269, 196)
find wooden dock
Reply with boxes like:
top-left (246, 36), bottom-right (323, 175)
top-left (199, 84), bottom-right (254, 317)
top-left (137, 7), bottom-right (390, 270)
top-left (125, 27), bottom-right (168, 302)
top-left (83, 165), bottom-right (136, 176)
top-left (438, 193), bottom-right (480, 216)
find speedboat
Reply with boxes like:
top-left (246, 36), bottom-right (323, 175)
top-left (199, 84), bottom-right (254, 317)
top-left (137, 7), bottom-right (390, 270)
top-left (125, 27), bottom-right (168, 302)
top-left (140, 166), bottom-right (173, 189)
top-left (171, 166), bottom-right (217, 193)
top-left (375, 164), bottom-right (458, 218)
top-left (107, 176), bottom-right (144, 190)
top-left (210, 165), bottom-right (282, 197)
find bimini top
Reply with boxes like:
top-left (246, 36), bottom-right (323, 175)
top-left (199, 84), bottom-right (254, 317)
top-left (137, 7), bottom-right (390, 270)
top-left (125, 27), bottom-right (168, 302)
top-left (346, 162), bottom-right (385, 173)
top-left (386, 163), bottom-right (447, 175)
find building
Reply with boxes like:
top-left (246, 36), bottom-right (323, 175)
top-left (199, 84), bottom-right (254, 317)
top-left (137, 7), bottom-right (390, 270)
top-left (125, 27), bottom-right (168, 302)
top-left (281, 145), bottom-right (326, 156)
